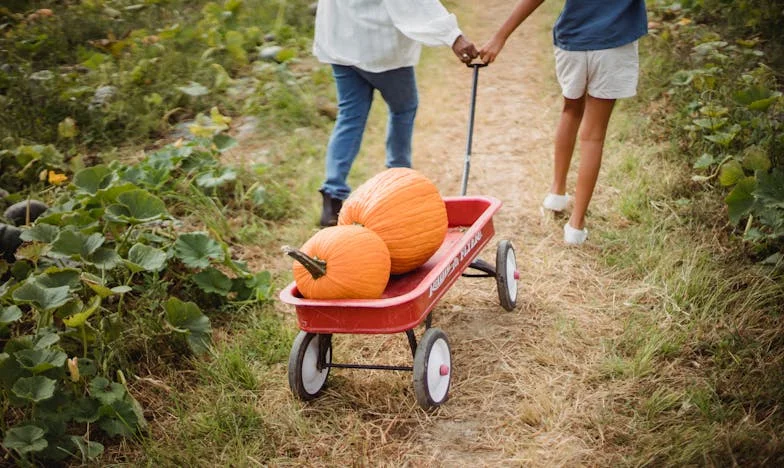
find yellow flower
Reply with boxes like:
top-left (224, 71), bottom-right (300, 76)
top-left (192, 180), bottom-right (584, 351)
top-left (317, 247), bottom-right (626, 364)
top-left (48, 171), bottom-right (68, 186)
top-left (678, 18), bottom-right (693, 26)
top-left (67, 357), bottom-right (80, 382)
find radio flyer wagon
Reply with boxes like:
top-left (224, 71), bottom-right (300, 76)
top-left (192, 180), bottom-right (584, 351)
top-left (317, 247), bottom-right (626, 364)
top-left (279, 64), bottom-right (519, 410)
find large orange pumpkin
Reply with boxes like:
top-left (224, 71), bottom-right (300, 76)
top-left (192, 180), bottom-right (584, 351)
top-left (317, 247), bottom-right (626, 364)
top-left (338, 168), bottom-right (447, 275)
top-left (283, 225), bottom-right (390, 299)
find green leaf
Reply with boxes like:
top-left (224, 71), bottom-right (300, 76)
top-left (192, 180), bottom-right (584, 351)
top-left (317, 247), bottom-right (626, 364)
top-left (12, 376), bottom-right (57, 402)
top-left (164, 297), bottom-right (212, 354)
top-left (106, 189), bottom-right (168, 224)
top-left (15, 348), bottom-right (68, 374)
top-left (178, 81), bottom-right (209, 97)
top-left (195, 167), bottom-right (237, 188)
top-left (0, 305), bottom-right (22, 325)
top-left (34, 332), bottom-right (60, 349)
top-left (20, 224), bottom-right (59, 243)
top-left (89, 377), bottom-right (126, 406)
top-left (73, 166), bottom-right (114, 194)
top-left (3, 425), bottom-right (48, 455)
top-left (193, 267), bottom-right (232, 295)
top-left (213, 134), bottom-right (238, 152)
top-left (693, 153), bottom-right (715, 169)
top-left (37, 268), bottom-right (82, 290)
top-left (719, 160), bottom-right (745, 187)
top-left (126, 243), bottom-right (167, 273)
top-left (70, 436), bottom-right (104, 461)
top-left (63, 296), bottom-right (102, 328)
top-left (71, 397), bottom-right (101, 423)
top-left (725, 176), bottom-right (757, 224)
top-left (174, 232), bottom-right (224, 268)
top-left (756, 169), bottom-right (784, 209)
top-left (58, 117), bottom-right (79, 139)
top-left (734, 85), bottom-right (782, 112)
top-left (275, 48), bottom-right (297, 62)
top-left (232, 270), bottom-right (272, 301)
top-left (84, 247), bottom-right (122, 270)
top-left (12, 281), bottom-right (71, 310)
top-left (98, 399), bottom-right (142, 437)
top-left (50, 230), bottom-right (105, 258)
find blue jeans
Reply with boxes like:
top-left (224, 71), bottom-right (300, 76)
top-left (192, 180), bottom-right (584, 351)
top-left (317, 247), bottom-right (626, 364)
top-left (321, 65), bottom-right (418, 200)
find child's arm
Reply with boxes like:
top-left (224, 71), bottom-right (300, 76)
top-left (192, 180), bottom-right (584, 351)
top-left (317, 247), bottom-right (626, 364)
top-left (480, 0), bottom-right (546, 63)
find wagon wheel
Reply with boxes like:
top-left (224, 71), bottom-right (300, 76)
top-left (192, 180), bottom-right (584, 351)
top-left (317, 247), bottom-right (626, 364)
top-left (288, 331), bottom-right (331, 401)
top-left (413, 328), bottom-right (452, 410)
top-left (496, 240), bottom-right (518, 311)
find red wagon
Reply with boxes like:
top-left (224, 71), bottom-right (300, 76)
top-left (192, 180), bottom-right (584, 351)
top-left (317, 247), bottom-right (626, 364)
top-left (279, 64), bottom-right (519, 409)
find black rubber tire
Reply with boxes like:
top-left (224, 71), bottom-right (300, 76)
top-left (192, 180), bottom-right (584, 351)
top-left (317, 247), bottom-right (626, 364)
top-left (413, 328), bottom-right (452, 410)
top-left (495, 240), bottom-right (517, 311)
top-left (288, 331), bottom-right (331, 401)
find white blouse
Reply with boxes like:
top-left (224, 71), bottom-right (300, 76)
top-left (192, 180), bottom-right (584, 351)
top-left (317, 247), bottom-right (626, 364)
top-left (313, 0), bottom-right (463, 73)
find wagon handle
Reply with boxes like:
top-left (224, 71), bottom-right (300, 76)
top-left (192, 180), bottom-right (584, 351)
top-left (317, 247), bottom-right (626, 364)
top-left (460, 62), bottom-right (485, 196)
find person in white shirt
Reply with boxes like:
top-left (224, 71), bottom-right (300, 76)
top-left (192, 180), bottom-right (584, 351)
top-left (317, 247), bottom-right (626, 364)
top-left (314, 0), bottom-right (479, 226)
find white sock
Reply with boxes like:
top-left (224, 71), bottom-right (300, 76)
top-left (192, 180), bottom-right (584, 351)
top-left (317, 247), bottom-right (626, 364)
top-left (542, 193), bottom-right (572, 212)
top-left (563, 222), bottom-right (588, 245)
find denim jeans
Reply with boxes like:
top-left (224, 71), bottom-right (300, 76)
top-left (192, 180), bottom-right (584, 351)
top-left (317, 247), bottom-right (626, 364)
top-left (320, 65), bottom-right (418, 200)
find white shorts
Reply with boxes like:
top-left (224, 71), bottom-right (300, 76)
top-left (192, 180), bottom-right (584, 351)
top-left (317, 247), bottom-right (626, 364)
top-left (554, 41), bottom-right (639, 100)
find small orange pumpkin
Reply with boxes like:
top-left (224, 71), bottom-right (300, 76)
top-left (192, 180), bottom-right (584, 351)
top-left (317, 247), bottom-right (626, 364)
top-left (283, 225), bottom-right (390, 299)
top-left (338, 168), bottom-right (447, 275)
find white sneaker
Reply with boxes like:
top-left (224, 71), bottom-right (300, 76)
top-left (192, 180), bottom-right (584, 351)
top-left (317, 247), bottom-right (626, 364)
top-left (542, 193), bottom-right (572, 212)
top-left (563, 222), bottom-right (588, 245)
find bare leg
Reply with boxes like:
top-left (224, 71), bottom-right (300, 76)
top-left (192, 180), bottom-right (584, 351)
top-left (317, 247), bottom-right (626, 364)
top-left (569, 95), bottom-right (616, 230)
top-left (550, 96), bottom-right (585, 195)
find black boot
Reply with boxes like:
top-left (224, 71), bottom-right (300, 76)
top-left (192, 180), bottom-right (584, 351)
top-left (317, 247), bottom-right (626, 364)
top-left (319, 189), bottom-right (343, 227)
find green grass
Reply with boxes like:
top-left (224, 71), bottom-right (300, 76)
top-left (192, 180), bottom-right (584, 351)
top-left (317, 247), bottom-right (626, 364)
top-left (591, 38), bottom-right (784, 464)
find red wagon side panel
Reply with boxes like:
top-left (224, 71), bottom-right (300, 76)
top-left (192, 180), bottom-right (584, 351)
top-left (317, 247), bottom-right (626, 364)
top-left (278, 196), bottom-right (501, 334)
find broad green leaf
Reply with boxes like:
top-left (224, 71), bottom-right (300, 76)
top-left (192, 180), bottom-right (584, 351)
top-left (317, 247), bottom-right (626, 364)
top-left (742, 146), bottom-right (771, 172)
top-left (57, 117), bottom-right (79, 139)
top-left (63, 296), bottom-right (102, 328)
top-left (193, 267), bottom-right (232, 295)
top-left (20, 224), bottom-right (59, 243)
top-left (755, 169), bottom-right (784, 209)
top-left (213, 134), bottom-right (238, 152)
top-left (704, 126), bottom-right (740, 147)
top-left (37, 268), bottom-right (82, 290)
top-left (82, 273), bottom-right (114, 298)
top-left (693, 117), bottom-right (727, 131)
top-left (195, 167), bottom-right (237, 188)
top-left (725, 177), bottom-right (757, 224)
top-left (50, 230), bottom-right (105, 258)
top-left (99, 399), bottom-right (142, 437)
top-left (111, 286), bottom-right (132, 294)
top-left (718, 160), bottom-right (744, 187)
top-left (71, 397), bottom-right (101, 423)
top-left (0, 305), bottom-right (22, 325)
top-left (12, 376), bottom-right (56, 402)
top-left (84, 247), bottom-right (122, 270)
top-left (73, 166), bottom-right (114, 194)
top-left (164, 297), bottom-right (212, 354)
top-left (70, 436), bottom-right (104, 461)
top-left (734, 85), bottom-right (781, 112)
top-left (3, 425), bottom-right (48, 455)
top-left (106, 189), bottom-right (168, 224)
top-left (15, 348), bottom-right (68, 374)
top-left (693, 153), bottom-right (715, 169)
top-left (178, 81), bottom-right (209, 97)
top-left (34, 332), bottom-right (60, 349)
top-left (232, 270), bottom-right (272, 301)
top-left (174, 232), bottom-right (224, 268)
top-left (126, 243), bottom-right (167, 273)
top-left (13, 281), bottom-right (70, 310)
top-left (89, 377), bottom-right (126, 405)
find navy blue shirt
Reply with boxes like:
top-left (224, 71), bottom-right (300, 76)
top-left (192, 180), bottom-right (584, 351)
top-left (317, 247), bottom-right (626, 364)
top-left (553, 0), bottom-right (648, 51)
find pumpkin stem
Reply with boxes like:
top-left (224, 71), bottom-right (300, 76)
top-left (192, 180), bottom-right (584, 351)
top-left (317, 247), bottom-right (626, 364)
top-left (282, 245), bottom-right (327, 279)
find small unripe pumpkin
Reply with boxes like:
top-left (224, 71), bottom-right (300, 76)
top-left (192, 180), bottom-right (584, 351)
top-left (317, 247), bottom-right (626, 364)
top-left (338, 168), bottom-right (447, 275)
top-left (283, 225), bottom-right (390, 300)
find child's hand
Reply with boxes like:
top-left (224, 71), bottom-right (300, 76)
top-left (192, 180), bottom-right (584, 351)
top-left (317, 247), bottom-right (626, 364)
top-left (479, 36), bottom-right (506, 64)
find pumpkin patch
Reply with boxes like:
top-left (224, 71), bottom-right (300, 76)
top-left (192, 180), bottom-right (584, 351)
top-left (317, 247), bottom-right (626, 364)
top-left (284, 225), bottom-right (391, 300)
top-left (338, 168), bottom-right (447, 275)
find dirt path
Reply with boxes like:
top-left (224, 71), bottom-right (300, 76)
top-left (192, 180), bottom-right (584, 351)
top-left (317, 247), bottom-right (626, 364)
top-left (386, 1), bottom-right (631, 465)
top-left (266, 2), bottom-right (639, 466)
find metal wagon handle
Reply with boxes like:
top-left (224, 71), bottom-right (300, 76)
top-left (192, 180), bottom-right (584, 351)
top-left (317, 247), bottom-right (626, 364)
top-left (460, 61), bottom-right (487, 196)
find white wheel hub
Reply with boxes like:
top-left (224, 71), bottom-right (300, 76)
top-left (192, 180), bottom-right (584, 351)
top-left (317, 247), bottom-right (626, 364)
top-left (302, 336), bottom-right (330, 395)
top-left (426, 338), bottom-right (451, 402)
top-left (505, 249), bottom-right (518, 303)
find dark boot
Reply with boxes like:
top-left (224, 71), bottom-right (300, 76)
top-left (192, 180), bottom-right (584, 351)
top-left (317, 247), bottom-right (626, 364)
top-left (319, 189), bottom-right (343, 227)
